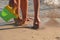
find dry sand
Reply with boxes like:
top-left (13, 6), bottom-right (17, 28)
top-left (0, 0), bottom-right (60, 40)
top-left (0, 18), bottom-right (60, 40)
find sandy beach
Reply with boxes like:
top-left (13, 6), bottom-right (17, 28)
top-left (0, 0), bottom-right (60, 40)
top-left (0, 21), bottom-right (60, 40)
top-left (0, 18), bottom-right (60, 40)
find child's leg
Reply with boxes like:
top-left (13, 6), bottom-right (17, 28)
top-left (9, 0), bottom-right (22, 25)
top-left (32, 0), bottom-right (40, 29)
top-left (14, 8), bottom-right (22, 25)
top-left (20, 0), bottom-right (28, 24)
top-left (14, 0), bottom-right (24, 25)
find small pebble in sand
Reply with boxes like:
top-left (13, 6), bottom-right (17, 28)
top-left (56, 37), bottom-right (60, 40)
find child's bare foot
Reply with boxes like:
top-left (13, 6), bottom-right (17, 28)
top-left (26, 18), bottom-right (30, 21)
top-left (32, 24), bottom-right (39, 29)
top-left (14, 17), bottom-right (33, 26)
top-left (14, 18), bottom-right (23, 26)
top-left (15, 20), bottom-right (27, 26)
top-left (32, 18), bottom-right (40, 29)
top-left (27, 17), bottom-right (33, 21)
top-left (32, 22), bottom-right (40, 29)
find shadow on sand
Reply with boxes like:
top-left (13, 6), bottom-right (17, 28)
top-left (0, 27), bottom-right (32, 30)
top-left (0, 23), bottom-right (33, 30)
